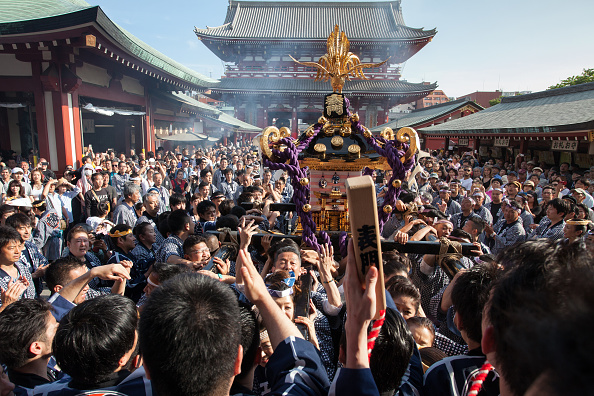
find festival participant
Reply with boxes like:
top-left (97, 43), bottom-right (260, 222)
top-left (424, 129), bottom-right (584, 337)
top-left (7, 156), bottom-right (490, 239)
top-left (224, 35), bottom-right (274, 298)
top-left (504, 181), bottom-right (521, 200)
top-left (29, 170), bottom-right (44, 202)
top-left (0, 299), bottom-right (61, 388)
top-left (385, 276), bottom-right (420, 320)
top-left (459, 166), bottom-right (473, 192)
top-left (407, 316), bottom-right (435, 349)
top-left (195, 200), bottom-right (217, 234)
top-left (107, 225), bottom-right (136, 267)
top-left (112, 183), bottom-right (140, 227)
top-left (64, 225), bottom-right (109, 295)
top-left (448, 180), bottom-right (463, 203)
top-left (6, 213), bottom-right (48, 296)
top-left (481, 240), bottom-right (592, 396)
top-left (4, 180), bottom-right (27, 203)
top-left (135, 192), bottom-right (164, 247)
top-left (563, 219), bottom-right (590, 243)
top-left (514, 194), bottom-right (534, 233)
top-left (111, 160), bottom-right (129, 198)
top-left (181, 235), bottom-right (212, 272)
top-left (30, 200), bottom-right (62, 262)
top-left (156, 209), bottom-right (200, 269)
top-left (138, 253), bottom-right (333, 396)
top-left (450, 196), bottom-right (475, 230)
top-left (220, 168), bottom-right (240, 201)
top-left (424, 264), bottom-right (500, 396)
top-left (101, 171), bottom-right (118, 211)
top-left (29, 295), bottom-right (146, 396)
top-left (0, 226), bottom-right (34, 313)
top-left (151, 168), bottom-right (170, 214)
top-left (471, 191), bottom-right (493, 224)
top-left (432, 187), bottom-right (462, 218)
top-left (484, 200), bottom-right (525, 255)
top-left (84, 173), bottom-right (109, 219)
top-left (527, 198), bottom-right (569, 241)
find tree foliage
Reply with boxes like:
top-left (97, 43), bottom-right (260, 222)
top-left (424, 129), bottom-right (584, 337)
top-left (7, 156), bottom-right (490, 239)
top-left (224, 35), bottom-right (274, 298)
top-left (489, 96), bottom-right (502, 107)
top-left (548, 68), bottom-right (594, 90)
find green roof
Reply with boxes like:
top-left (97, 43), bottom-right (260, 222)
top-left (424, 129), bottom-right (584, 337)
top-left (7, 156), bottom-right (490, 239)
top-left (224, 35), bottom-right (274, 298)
top-left (420, 82), bottom-right (594, 135)
top-left (370, 99), bottom-right (483, 132)
top-left (0, 0), bottom-right (217, 89)
top-left (166, 92), bottom-right (260, 132)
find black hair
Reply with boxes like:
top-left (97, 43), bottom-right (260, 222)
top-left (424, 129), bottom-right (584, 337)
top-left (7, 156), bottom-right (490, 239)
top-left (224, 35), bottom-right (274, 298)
top-left (0, 299), bottom-right (53, 368)
top-left (547, 197), bottom-right (570, 216)
top-left (198, 181), bottom-right (209, 190)
top-left (489, 240), bottom-right (593, 395)
top-left (168, 209), bottom-right (191, 235)
top-left (223, 168), bottom-right (233, 175)
top-left (53, 295), bottom-right (138, 384)
top-left (0, 204), bottom-right (17, 220)
top-left (449, 228), bottom-right (472, 241)
top-left (386, 276), bottom-right (420, 314)
top-left (91, 172), bottom-right (102, 182)
top-left (406, 316), bottom-right (435, 345)
top-left (216, 214), bottom-right (239, 230)
top-left (66, 225), bottom-right (88, 242)
top-left (466, 215), bottom-right (486, 234)
top-left (182, 235), bottom-right (207, 255)
top-left (273, 244), bottom-right (301, 266)
top-left (219, 200), bottom-right (235, 217)
top-left (157, 211), bottom-right (171, 237)
top-left (200, 168), bottom-right (212, 178)
top-left (235, 304), bottom-right (260, 382)
top-left (382, 251), bottom-right (412, 279)
top-left (45, 255), bottom-right (86, 294)
top-left (152, 262), bottom-right (190, 283)
top-left (196, 200), bottom-right (216, 216)
top-left (139, 273), bottom-right (241, 396)
top-left (0, 225), bottom-right (22, 250)
top-left (169, 193), bottom-right (186, 209)
top-left (369, 308), bottom-right (415, 394)
top-left (5, 212), bottom-right (32, 229)
top-left (230, 205), bottom-right (247, 219)
top-left (133, 221), bottom-right (153, 239)
top-left (451, 263), bottom-right (500, 343)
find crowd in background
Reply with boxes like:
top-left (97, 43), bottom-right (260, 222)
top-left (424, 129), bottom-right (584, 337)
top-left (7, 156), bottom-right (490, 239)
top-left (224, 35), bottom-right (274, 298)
top-left (0, 142), bottom-right (592, 396)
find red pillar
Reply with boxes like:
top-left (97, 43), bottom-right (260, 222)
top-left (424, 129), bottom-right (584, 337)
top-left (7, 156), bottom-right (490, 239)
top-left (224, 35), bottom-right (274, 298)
top-left (144, 92), bottom-right (154, 153)
top-left (32, 62), bottom-right (51, 166)
top-left (51, 90), bottom-right (75, 170)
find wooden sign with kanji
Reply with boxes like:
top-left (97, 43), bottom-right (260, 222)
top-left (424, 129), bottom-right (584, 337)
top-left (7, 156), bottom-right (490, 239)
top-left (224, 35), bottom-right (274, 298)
top-left (346, 175), bottom-right (386, 319)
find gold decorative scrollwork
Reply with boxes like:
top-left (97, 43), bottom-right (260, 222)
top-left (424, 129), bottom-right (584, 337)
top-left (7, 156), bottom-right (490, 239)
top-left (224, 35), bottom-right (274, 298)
top-left (380, 127), bottom-right (395, 141)
top-left (396, 127), bottom-right (419, 164)
top-left (260, 126), bottom-right (281, 159)
top-left (279, 127), bottom-right (291, 138)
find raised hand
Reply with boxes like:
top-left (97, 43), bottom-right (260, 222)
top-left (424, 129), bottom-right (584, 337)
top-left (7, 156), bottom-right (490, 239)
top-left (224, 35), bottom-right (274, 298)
top-left (0, 280), bottom-right (27, 308)
top-left (238, 218), bottom-right (258, 250)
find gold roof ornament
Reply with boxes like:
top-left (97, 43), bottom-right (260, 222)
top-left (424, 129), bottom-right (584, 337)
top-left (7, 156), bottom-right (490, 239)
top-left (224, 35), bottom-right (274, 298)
top-left (289, 25), bottom-right (389, 93)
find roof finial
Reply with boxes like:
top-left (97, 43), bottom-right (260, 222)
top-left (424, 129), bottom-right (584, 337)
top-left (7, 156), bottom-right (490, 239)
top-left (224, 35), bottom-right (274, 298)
top-left (289, 25), bottom-right (389, 93)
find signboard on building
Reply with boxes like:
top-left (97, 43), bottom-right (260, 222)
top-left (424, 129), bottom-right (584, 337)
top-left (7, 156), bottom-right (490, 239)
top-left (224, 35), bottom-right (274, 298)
top-left (551, 140), bottom-right (579, 152)
top-left (588, 130), bottom-right (594, 142)
top-left (458, 138), bottom-right (469, 146)
top-left (494, 138), bottom-right (510, 147)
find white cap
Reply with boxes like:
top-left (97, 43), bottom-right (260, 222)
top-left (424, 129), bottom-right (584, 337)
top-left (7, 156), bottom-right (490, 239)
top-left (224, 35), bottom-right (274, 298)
top-left (11, 167), bottom-right (24, 174)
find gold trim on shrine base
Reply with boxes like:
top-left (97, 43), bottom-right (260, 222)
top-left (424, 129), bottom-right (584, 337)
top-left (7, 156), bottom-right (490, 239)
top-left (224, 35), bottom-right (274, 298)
top-left (301, 156), bottom-right (391, 171)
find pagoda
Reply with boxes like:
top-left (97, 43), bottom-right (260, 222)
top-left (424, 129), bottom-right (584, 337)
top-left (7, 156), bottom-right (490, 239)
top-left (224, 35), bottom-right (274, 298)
top-left (195, 0), bottom-right (437, 135)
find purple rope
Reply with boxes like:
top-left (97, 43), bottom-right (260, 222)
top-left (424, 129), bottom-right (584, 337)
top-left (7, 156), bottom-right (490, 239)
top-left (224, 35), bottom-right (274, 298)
top-left (262, 123), bottom-right (328, 252)
top-left (339, 231), bottom-right (348, 258)
top-left (351, 120), bottom-right (416, 234)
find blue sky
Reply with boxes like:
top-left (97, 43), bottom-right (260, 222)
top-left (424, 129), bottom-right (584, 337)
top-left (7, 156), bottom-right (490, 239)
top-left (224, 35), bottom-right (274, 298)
top-left (97, 0), bottom-right (594, 98)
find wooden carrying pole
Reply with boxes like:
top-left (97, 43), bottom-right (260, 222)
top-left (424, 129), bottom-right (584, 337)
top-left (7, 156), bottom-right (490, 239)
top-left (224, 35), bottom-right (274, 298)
top-left (345, 175), bottom-right (386, 319)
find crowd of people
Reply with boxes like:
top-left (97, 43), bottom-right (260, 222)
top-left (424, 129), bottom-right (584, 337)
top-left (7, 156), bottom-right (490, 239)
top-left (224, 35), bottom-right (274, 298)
top-left (0, 143), bottom-right (592, 396)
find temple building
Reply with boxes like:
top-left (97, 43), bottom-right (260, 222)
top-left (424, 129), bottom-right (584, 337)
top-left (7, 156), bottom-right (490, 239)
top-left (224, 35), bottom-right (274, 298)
top-left (0, 0), bottom-right (257, 171)
top-left (419, 82), bottom-right (594, 167)
top-left (195, 0), bottom-right (437, 135)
